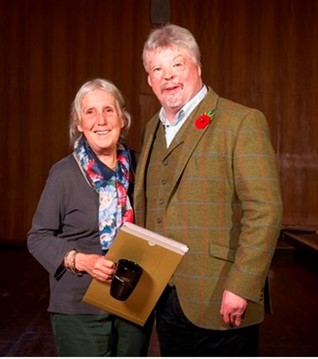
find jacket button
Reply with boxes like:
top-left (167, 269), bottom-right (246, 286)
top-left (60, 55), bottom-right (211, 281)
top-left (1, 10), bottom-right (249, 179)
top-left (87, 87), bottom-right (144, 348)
top-left (259, 289), bottom-right (264, 301)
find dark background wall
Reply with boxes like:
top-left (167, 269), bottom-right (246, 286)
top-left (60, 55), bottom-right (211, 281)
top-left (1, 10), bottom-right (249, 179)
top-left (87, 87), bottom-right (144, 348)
top-left (0, 0), bottom-right (317, 243)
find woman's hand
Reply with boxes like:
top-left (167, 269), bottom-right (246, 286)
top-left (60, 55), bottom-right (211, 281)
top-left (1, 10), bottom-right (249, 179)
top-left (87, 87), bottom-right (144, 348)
top-left (75, 253), bottom-right (116, 282)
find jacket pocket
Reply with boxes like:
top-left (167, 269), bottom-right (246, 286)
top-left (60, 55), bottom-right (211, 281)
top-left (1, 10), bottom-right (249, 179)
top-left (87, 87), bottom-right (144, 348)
top-left (209, 242), bottom-right (236, 263)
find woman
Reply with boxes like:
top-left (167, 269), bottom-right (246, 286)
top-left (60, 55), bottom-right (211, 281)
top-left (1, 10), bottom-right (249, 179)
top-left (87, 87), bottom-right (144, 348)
top-left (27, 78), bottom-right (152, 356)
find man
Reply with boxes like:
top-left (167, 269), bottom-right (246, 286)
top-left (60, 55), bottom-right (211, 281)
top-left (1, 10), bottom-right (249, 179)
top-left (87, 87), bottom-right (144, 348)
top-left (134, 24), bottom-right (283, 356)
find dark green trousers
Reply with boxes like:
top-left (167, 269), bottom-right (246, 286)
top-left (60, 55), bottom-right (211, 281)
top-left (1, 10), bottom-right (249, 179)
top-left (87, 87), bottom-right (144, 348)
top-left (51, 313), bottom-right (153, 357)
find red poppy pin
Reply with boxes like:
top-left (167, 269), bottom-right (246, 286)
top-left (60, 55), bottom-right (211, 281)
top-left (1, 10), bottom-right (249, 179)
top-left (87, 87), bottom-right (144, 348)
top-left (194, 110), bottom-right (215, 130)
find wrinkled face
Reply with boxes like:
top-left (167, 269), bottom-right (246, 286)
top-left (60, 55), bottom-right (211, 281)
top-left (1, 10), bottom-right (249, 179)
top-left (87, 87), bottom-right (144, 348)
top-left (77, 89), bottom-right (124, 156)
top-left (146, 45), bottom-right (202, 120)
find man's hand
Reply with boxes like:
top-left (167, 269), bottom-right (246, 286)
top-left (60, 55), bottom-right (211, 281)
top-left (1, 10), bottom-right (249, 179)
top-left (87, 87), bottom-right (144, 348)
top-left (220, 289), bottom-right (248, 327)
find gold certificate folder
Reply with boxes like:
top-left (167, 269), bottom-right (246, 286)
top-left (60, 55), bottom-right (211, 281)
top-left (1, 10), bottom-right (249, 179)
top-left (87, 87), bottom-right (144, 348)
top-left (82, 222), bottom-right (189, 326)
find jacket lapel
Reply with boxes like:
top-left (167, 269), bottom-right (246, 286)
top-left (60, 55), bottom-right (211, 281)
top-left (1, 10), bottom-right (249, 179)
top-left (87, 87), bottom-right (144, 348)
top-left (134, 116), bottom-right (160, 225)
top-left (166, 88), bottom-right (219, 204)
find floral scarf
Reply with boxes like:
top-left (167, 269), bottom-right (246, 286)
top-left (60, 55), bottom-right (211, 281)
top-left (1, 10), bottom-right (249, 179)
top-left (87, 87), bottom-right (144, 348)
top-left (73, 136), bottom-right (134, 252)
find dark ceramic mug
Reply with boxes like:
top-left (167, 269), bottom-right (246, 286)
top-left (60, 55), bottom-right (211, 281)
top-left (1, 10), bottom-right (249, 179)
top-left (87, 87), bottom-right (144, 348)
top-left (110, 258), bottom-right (143, 301)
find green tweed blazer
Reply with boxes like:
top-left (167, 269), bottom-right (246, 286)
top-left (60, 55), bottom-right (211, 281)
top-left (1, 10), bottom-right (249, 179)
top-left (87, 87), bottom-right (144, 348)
top-left (133, 87), bottom-right (283, 330)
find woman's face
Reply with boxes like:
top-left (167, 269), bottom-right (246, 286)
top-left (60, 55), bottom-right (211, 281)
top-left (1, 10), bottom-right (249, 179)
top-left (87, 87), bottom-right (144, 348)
top-left (77, 89), bottom-right (124, 156)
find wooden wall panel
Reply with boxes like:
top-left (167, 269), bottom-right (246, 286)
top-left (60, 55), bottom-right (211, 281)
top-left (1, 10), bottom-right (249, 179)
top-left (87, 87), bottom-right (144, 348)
top-left (276, 1), bottom-right (318, 227)
top-left (0, 0), bottom-right (317, 243)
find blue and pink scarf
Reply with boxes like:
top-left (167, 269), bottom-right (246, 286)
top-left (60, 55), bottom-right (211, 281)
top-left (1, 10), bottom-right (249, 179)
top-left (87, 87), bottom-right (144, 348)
top-left (73, 136), bottom-right (134, 251)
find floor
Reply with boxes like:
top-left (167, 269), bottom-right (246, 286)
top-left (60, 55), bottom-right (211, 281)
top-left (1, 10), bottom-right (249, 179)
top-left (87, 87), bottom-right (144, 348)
top-left (0, 239), bottom-right (318, 357)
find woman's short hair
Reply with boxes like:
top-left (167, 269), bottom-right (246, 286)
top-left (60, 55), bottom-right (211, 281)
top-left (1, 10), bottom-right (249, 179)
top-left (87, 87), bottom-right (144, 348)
top-left (142, 24), bottom-right (201, 73)
top-left (69, 78), bottom-right (131, 147)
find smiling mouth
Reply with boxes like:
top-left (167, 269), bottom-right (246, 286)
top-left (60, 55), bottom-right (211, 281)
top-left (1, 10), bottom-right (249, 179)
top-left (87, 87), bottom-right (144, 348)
top-left (162, 83), bottom-right (183, 94)
top-left (94, 130), bottom-right (111, 135)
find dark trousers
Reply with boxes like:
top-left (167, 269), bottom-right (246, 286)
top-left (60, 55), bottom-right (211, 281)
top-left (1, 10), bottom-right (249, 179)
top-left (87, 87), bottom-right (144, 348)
top-left (156, 286), bottom-right (259, 357)
top-left (51, 313), bottom-right (153, 357)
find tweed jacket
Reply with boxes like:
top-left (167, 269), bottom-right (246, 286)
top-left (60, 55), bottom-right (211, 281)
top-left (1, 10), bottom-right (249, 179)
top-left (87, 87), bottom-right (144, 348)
top-left (133, 87), bottom-right (283, 330)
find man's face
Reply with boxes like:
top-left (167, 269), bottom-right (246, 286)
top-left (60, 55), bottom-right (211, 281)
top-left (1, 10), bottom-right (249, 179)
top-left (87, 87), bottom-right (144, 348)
top-left (146, 45), bottom-right (202, 121)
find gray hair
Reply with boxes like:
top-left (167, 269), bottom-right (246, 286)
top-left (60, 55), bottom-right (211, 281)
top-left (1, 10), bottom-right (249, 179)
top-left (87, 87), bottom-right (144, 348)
top-left (142, 24), bottom-right (201, 73)
top-left (69, 78), bottom-right (131, 147)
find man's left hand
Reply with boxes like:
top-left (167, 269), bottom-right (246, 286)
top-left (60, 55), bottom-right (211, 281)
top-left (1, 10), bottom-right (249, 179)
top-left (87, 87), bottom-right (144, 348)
top-left (220, 289), bottom-right (247, 327)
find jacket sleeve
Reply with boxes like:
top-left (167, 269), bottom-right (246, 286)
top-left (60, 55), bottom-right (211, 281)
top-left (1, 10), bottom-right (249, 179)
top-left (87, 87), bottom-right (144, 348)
top-left (224, 109), bottom-right (283, 302)
top-left (27, 164), bottom-right (73, 277)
